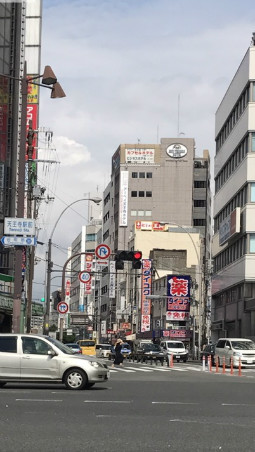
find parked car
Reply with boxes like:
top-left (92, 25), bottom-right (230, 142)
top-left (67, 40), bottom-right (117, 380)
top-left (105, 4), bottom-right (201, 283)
top-left (96, 344), bottom-right (112, 359)
top-left (109, 342), bottom-right (132, 360)
top-left (0, 334), bottom-right (109, 390)
top-left (65, 343), bottom-right (82, 354)
top-left (160, 340), bottom-right (189, 363)
top-left (215, 338), bottom-right (255, 367)
top-left (200, 344), bottom-right (215, 365)
top-left (133, 343), bottom-right (165, 364)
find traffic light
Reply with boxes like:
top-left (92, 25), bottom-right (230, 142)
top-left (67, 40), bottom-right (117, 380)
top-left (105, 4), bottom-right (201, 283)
top-left (132, 251), bottom-right (142, 269)
top-left (114, 250), bottom-right (142, 270)
top-left (115, 251), bottom-right (125, 270)
top-left (52, 290), bottom-right (61, 310)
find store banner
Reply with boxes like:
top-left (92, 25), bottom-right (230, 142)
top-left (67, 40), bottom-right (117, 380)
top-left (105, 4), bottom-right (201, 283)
top-left (141, 259), bottom-right (152, 332)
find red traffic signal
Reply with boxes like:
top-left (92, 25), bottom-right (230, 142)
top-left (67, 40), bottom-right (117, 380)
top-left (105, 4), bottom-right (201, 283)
top-left (133, 251), bottom-right (142, 260)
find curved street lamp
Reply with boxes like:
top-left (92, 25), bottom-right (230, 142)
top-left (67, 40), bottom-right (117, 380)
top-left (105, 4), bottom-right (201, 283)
top-left (43, 197), bottom-right (102, 335)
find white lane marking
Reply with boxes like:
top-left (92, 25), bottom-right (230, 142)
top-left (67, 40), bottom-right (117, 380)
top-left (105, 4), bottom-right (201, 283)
top-left (185, 367), bottom-right (202, 372)
top-left (84, 400), bottom-right (131, 403)
top-left (111, 368), bottom-right (136, 373)
top-left (16, 399), bottom-right (62, 402)
top-left (152, 401), bottom-right (198, 405)
top-left (126, 367), bottom-right (153, 372)
top-left (221, 403), bottom-right (255, 406)
top-left (109, 369), bottom-right (119, 373)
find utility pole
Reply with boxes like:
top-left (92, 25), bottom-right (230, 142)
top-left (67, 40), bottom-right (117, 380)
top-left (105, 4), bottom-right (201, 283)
top-left (26, 120), bottom-right (35, 333)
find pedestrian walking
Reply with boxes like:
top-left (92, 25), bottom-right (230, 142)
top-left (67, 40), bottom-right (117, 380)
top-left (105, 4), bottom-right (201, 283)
top-left (112, 339), bottom-right (124, 367)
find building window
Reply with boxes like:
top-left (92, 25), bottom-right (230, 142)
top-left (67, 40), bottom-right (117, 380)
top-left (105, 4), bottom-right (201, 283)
top-left (194, 200), bottom-right (206, 207)
top-left (251, 183), bottom-right (255, 202)
top-left (252, 133), bottom-right (255, 152)
top-left (139, 172), bottom-right (145, 178)
top-left (132, 172), bottom-right (138, 178)
top-left (131, 191), bottom-right (137, 197)
top-left (145, 210), bottom-right (152, 216)
top-left (139, 191), bottom-right (145, 197)
top-left (252, 82), bottom-right (255, 102)
top-left (86, 233), bottom-right (96, 241)
top-left (193, 219), bottom-right (206, 226)
top-left (250, 234), bottom-right (255, 253)
top-left (146, 172), bottom-right (152, 178)
top-left (138, 210), bottom-right (144, 216)
top-left (131, 210), bottom-right (137, 216)
top-left (146, 191), bottom-right (152, 197)
top-left (194, 181), bottom-right (206, 188)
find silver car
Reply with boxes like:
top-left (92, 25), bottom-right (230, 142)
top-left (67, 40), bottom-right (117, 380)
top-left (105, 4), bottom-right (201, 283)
top-left (0, 334), bottom-right (109, 390)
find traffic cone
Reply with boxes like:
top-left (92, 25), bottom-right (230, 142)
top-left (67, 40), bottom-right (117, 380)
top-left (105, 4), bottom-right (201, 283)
top-left (222, 356), bottom-right (226, 374)
top-left (238, 357), bottom-right (242, 376)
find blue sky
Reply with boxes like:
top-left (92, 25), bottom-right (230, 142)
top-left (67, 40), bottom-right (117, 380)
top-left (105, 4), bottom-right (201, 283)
top-left (34, 0), bottom-right (255, 298)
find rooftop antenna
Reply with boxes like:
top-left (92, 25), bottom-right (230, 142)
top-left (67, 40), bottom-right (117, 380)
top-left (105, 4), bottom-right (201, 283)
top-left (252, 32), bottom-right (255, 46)
top-left (177, 93), bottom-right (180, 136)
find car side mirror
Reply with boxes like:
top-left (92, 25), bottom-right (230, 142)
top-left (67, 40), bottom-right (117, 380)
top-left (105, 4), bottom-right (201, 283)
top-left (225, 345), bottom-right (230, 350)
top-left (48, 349), bottom-right (57, 357)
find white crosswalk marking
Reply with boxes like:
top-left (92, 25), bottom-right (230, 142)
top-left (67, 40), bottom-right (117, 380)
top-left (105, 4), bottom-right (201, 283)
top-left (125, 366), bottom-right (153, 372)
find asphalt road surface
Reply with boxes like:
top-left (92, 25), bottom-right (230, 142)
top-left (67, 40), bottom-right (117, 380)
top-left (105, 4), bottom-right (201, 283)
top-left (0, 362), bottom-right (255, 452)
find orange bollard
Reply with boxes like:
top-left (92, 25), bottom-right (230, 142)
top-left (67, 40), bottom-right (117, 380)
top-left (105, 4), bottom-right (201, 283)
top-left (230, 357), bottom-right (234, 375)
top-left (208, 355), bottom-right (212, 372)
top-left (222, 356), bottom-right (226, 374)
top-left (215, 356), bottom-right (219, 373)
top-left (202, 355), bottom-right (206, 371)
top-left (168, 353), bottom-right (174, 368)
top-left (238, 357), bottom-right (242, 376)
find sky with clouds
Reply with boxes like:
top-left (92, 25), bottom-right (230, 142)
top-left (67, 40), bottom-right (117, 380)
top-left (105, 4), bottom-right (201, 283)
top-left (33, 0), bottom-right (255, 300)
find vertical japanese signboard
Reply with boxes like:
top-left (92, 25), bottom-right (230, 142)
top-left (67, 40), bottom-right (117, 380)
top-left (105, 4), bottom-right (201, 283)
top-left (109, 261), bottom-right (116, 298)
top-left (119, 171), bottom-right (129, 226)
top-left (141, 259), bottom-right (152, 332)
top-left (167, 275), bottom-right (191, 314)
top-left (84, 254), bottom-right (93, 295)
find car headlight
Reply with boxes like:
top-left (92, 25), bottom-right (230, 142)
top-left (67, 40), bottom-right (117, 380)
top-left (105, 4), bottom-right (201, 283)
top-left (89, 361), bottom-right (100, 368)
top-left (233, 352), bottom-right (242, 357)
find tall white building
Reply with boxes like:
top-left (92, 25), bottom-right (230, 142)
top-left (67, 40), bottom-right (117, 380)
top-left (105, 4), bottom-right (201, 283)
top-left (212, 35), bottom-right (255, 340)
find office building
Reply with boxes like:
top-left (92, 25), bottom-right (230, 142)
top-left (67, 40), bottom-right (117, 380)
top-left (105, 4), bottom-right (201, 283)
top-left (212, 35), bottom-right (255, 340)
top-left (101, 138), bottom-right (211, 340)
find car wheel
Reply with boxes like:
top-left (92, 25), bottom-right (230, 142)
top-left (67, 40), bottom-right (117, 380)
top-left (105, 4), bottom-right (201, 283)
top-left (183, 360), bottom-right (187, 363)
top-left (64, 368), bottom-right (88, 390)
top-left (0, 382), bottom-right (6, 388)
top-left (177, 360), bottom-right (180, 363)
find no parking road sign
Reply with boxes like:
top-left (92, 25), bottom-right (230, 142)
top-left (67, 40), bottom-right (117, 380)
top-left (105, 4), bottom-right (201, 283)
top-left (57, 301), bottom-right (69, 314)
top-left (95, 243), bottom-right (111, 259)
top-left (79, 270), bottom-right (92, 284)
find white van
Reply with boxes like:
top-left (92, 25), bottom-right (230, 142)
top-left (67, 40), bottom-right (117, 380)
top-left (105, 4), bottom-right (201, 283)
top-left (96, 344), bottom-right (112, 359)
top-left (215, 338), bottom-right (255, 367)
top-left (160, 340), bottom-right (189, 363)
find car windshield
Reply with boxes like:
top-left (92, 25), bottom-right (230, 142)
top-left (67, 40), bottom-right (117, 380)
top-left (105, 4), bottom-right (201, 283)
top-left (101, 345), bottom-right (112, 350)
top-left (47, 337), bottom-right (74, 354)
top-left (122, 344), bottom-right (131, 350)
top-left (231, 341), bottom-right (255, 350)
top-left (67, 344), bottom-right (79, 349)
top-left (79, 341), bottom-right (95, 347)
top-left (166, 342), bottom-right (184, 349)
top-left (144, 344), bottom-right (161, 351)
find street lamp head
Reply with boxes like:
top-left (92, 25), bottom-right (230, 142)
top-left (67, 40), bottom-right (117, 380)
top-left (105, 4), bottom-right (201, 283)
top-left (42, 65), bottom-right (57, 85)
top-left (90, 196), bottom-right (102, 205)
top-left (50, 81), bottom-right (66, 99)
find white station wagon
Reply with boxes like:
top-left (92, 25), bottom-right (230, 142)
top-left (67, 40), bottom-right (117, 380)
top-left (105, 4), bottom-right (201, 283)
top-left (0, 334), bottom-right (109, 390)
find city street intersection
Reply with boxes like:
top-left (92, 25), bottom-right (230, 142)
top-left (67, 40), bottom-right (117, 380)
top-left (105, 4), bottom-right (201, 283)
top-left (0, 361), bottom-right (255, 452)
